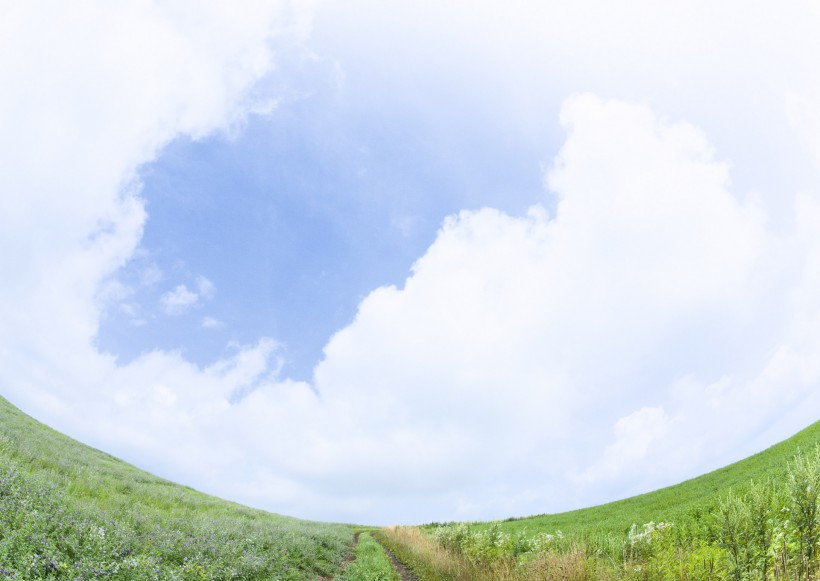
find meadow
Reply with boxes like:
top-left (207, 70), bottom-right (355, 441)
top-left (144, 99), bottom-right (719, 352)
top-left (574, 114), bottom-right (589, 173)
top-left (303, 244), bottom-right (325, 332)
top-left (3, 391), bottom-right (819, 580)
top-left (375, 421), bottom-right (820, 580)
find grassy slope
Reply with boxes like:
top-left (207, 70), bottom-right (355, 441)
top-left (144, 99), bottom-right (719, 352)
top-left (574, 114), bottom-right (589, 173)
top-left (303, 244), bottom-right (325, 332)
top-left (0, 394), bottom-right (352, 579)
top-left (4, 386), bottom-right (818, 577)
top-left (487, 420), bottom-right (820, 538)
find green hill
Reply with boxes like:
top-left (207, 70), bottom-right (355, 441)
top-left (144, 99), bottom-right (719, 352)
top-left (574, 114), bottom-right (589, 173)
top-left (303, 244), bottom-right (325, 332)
top-left (3, 387), bottom-right (818, 580)
top-left (0, 394), bottom-right (352, 580)
top-left (380, 420), bottom-right (820, 580)
top-left (491, 419), bottom-right (820, 538)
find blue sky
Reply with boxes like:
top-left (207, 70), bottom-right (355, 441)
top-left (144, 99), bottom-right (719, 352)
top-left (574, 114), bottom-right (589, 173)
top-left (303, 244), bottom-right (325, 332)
top-left (96, 60), bottom-right (549, 380)
top-left (2, 0), bottom-right (820, 525)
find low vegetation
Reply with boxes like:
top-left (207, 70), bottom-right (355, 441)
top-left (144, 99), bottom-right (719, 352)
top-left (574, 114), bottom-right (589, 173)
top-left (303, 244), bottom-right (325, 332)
top-left (340, 533), bottom-right (399, 581)
top-left (0, 395), bottom-right (352, 580)
top-left (378, 421), bottom-right (820, 580)
top-left (3, 391), bottom-right (818, 580)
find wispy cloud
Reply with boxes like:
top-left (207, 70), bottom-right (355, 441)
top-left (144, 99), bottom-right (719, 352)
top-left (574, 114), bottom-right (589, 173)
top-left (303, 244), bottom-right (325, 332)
top-left (160, 285), bottom-right (199, 315)
top-left (159, 276), bottom-right (215, 315)
top-left (202, 316), bottom-right (223, 329)
top-left (195, 276), bottom-right (215, 300)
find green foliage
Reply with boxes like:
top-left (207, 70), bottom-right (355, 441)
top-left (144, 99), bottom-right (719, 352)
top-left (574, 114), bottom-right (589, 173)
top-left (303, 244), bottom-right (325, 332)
top-left (624, 521), bottom-right (674, 564)
top-left (0, 395), bottom-right (353, 579)
top-left (713, 481), bottom-right (776, 580)
top-left (415, 424), bottom-right (820, 580)
top-left (341, 533), bottom-right (399, 581)
top-left (432, 521), bottom-right (565, 565)
top-left (785, 446), bottom-right (820, 578)
top-left (717, 490), bottom-right (750, 578)
top-left (745, 480), bottom-right (776, 579)
top-left (638, 534), bottom-right (728, 580)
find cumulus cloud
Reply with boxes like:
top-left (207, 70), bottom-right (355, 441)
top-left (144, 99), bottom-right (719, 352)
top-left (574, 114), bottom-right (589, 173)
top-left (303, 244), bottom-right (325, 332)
top-left (80, 94), bottom-right (797, 523)
top-left (184, 93), bottom-right (815, 522)
top-left (3, 0), bottom-right (820, 527)
top-left (298, 95), bottom-right (779, 518)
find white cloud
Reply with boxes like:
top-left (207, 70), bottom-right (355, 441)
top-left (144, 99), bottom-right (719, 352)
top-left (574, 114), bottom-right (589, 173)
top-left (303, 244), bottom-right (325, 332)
top-left (120, 303), bottom-right (148, 327)
top-left (786, 90), bottom-right (820, 170)
top-left (206, 92), bottom-right (816, 523)
top-left (159, 276), bottom-right (215, 314)
top-left (196, 276), bottom-right (216, 300)
top-left (297, 95), bottom-right (778, 519)
top-left (202, 316), bottom-right (224, 329)
top-left (160, 284), bottom-right (200, 315)
top-left (140, 263), bottom-right (164, 287)
top-left (2, 0), bottom-right (820, 527)
top-left (577, 406), bottom-right (671, 486)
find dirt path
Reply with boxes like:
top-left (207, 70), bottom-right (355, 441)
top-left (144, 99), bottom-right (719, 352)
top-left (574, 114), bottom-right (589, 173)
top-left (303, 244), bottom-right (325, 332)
top-left (378, 542), bottom-right (419, 581)
top-left (348, 531), bottom-right (360, 561)
top-left (323, 532), bottom-right (359, 581)
top-left (333, 530), bottom-right (417, 581)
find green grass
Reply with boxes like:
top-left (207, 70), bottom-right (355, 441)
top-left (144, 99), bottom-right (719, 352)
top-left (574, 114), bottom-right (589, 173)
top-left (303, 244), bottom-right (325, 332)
top-left (0, 394), bottom-right (353, 579)
top-left (4, 386), bottom-right (818, 580)
top-left (339, 533), bottom-right (399, 581)
top-left (468, 420), bottom-right (820, 539)
top-left (402, 420), bottom-right (820, 580)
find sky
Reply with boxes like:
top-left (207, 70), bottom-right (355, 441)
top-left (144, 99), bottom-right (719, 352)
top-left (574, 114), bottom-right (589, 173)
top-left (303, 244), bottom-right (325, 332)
top-left (1, 0), bottom-right (820, 525)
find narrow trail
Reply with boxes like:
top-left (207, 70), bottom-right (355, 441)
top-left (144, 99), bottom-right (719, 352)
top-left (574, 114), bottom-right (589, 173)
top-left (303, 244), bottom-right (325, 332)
top-left (378, 541), bottom-right (419, 581)
top-left (323, 532), bottom-right (359, 581)
top-left (335, 530), bottom-right (417, 581)
top-left (347, 531), bottom-right (360, 563)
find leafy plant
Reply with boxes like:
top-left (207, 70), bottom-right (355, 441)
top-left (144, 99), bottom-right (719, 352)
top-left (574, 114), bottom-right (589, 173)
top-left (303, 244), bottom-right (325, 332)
top-left (785, 446), bottom-right (820, 579)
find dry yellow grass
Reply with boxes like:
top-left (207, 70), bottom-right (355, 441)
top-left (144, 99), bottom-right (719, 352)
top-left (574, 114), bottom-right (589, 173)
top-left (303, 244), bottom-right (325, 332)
top-left (376, 526), bottom-right (604, 581)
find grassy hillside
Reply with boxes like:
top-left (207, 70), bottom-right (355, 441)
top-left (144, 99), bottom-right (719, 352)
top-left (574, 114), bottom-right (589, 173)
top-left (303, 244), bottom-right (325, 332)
top-left (0, 395), bottom-right (353, 580)
top-left (381, 420), bottom-right (820, 580)
top-left (491, 419), bottom-right (820, 538)
top-left (4, 386), bottom-right (818, 580)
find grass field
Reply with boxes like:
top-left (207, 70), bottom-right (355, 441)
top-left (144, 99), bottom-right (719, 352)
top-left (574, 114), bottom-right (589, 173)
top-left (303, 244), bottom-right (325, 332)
top-left (0, 395), bottom-right (353, 580)
top-left (3, 389), bottom-right (818, 580)
top-left (383, 420), bottom-right (820, 580)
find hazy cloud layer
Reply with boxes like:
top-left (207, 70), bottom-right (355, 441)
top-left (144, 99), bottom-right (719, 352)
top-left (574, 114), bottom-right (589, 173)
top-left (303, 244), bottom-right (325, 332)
top-left (2, 0), bottom-right (820, 525)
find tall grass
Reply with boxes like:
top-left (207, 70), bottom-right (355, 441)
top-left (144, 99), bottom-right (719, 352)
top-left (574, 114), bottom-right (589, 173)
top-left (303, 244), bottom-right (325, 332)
top-left (375, 525), bottom-right (602, 580)
top-left (383, 438), bottom-right (820, 581)
top-left (786, 447), bottom-right (820, 579)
